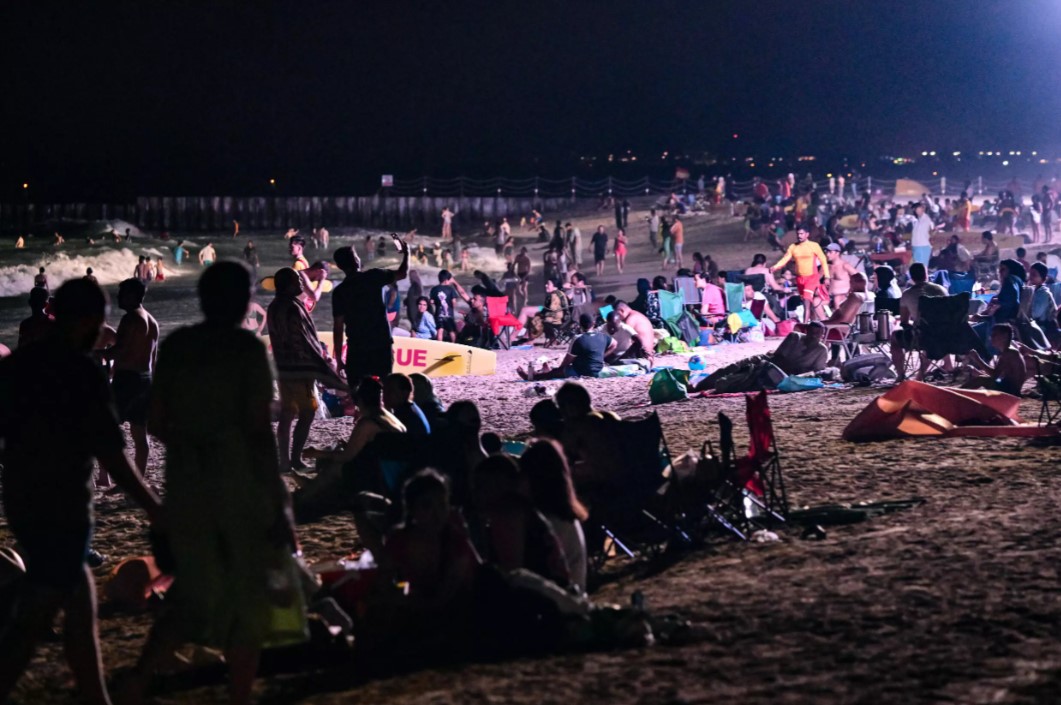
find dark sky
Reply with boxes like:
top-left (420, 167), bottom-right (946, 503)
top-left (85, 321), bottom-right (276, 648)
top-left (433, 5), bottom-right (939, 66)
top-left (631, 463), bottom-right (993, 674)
top-left (2, 0), bottom-right (1058, 198)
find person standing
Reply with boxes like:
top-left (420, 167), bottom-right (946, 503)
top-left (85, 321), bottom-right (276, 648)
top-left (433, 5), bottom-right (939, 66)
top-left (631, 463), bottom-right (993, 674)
top-left (614, 228), bottom-right (628, 273)
top-left (670, 216), bottom-right (685, 269)
top-left (17, 286), bottom-right (55, 348)
top-left (332, 233), bottom-right (410, 384)
top-left (198, 241), bottom-right (216, 267)
top-left (429, 269), bottom-right (471, 342)
top-left (441, 206), bottom-right (454, 240)
top-left (33, 266), bottom-right (47, 289)
top-left (614, 200), bottom-right (623, 231)
top-left (496, 217), bottom-right (510, 256)
top-left (1042, 185), bottom-right (1056, 244)
top-left (173, 240), bottom-right (186, 266)
top-left (109, 278), bottom-right (160, 478)
top-left (910, 202), bottom-right (934, 268)
top-left (770, 226), bottom-right (830, 323)
top-left (566, 222), bottom-right (583, 272)
top-left (0, 278), bottom-right (161, 705)
top-left (647, 208), bottom-right (660, 249)
top-left (590, 225), bottom-right (608, 276)
top-left (242, 239), bottom-right (259, 274)
top-left (123, 261), bottom-right (304, 705)
top-left (268, 268), bottom-right (346, 471)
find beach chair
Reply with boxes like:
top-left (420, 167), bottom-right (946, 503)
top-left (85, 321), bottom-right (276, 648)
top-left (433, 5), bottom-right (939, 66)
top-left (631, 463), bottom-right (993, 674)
top-left (585, 413), bottom-right (687, 569)
top-left (916, 292), bottom-right (986, 375)
top-left (1036, 371), bottom-right (1061, 426)
top-left (658, 289), bottom-right (700, 346)
top-left (724, 282), bottom-right (744, 314)
top-left (744, 391), bottom-right (788, 519)
top-left (485, 295), bottom-right (521, 350)
top-left (694, 412), bottom-right (759, 540)
top-left (947, 271), bottom-right (976, 295)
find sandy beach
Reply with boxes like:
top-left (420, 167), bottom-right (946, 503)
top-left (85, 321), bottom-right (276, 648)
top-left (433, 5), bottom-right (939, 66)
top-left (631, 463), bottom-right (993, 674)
top-left (4, 202), bottom-right (1061, 704)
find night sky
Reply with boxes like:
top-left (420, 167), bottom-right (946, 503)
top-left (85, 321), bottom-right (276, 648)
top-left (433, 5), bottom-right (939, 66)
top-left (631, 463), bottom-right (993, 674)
top-left (2, 0), bottom-right (1058, 199)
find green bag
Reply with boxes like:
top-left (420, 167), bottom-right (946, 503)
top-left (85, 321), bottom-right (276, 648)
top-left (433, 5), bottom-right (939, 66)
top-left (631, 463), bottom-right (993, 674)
top-left (649, 368), bottom-right (691, 405)
top-left (656, 336), bottom-right (689, 354)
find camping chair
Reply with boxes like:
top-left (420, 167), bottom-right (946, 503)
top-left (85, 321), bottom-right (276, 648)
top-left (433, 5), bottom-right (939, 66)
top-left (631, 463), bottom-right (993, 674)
top-left (485, 295), bottom-right (521, 350)
top-left (658, 289), bottom-right (700, 346)
top-left (724, 282), bottom-right (744, 314)
top-left (947, 271), bottom-right (976, 295)
top-left (585, 412), bottom-right (687, 569)
top-left (1036, 369), bottom-right (1061, 426)
top-left (744, 391), bottom-right (788, 519)
top-left (543, 296), bottom-right (577, 346)
top-left (915, 292), bottom-right (985, 377)
top-left (693, 412), bottom-right (760, 540)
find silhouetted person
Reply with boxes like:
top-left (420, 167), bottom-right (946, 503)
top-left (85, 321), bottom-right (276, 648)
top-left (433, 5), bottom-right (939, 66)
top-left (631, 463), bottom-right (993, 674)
top-left (267, 267), bottom-right (345, 471)
top-left (332, 234), bottom-right (410, 384)
top-left (17, 286), bottom-right (55, 348)
top-left (123, 260), bottom-right (304, 705)
top-left (0, 278), bottom-right (161, 705)
top-left (108, 278), bottom-right (159, 479)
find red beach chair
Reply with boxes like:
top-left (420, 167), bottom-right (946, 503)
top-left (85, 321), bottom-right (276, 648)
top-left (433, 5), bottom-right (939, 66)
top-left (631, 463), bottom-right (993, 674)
top-left (486, 296), bottom-right (521, 349)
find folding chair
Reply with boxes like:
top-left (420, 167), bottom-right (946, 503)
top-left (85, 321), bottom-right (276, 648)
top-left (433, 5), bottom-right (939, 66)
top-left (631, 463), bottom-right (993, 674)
top-left (724, 282), bottom-right (744, 314)
top-left (485, 295), bottom-right (521, 350)
top-left (585, 413), bottom-right (688, 569)
top-left (694, 412), bottom-right (760, 540)
top-left (743, 391), bottom-right (788, 519)
top-left (1037, 371), bottom-right (1061, 426)
top-left (916, 292), bottom-right (986, 375)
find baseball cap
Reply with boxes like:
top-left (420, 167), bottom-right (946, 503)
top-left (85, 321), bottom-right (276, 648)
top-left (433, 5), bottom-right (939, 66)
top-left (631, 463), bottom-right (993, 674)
top-left (826, 243), bottom-right (841, 252)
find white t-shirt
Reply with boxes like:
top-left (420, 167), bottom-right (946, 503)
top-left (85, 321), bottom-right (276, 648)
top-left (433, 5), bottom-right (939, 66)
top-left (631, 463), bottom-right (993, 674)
top-left (911, 213), bottom-right (933, 248)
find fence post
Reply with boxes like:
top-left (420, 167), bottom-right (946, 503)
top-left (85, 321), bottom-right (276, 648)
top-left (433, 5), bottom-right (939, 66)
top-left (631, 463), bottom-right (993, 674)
top-left (571, 176), bottom-right (577, 204)
top-left (867, 176), bottom-right (872, 194)
top-left (940, 177), bottom-right (947, 196)
top-left (978, 176), bottom-right (983, 195)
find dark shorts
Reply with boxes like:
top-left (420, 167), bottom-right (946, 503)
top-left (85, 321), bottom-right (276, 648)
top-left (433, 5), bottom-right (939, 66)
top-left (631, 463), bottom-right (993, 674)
top-left (11, 522), bottom-right (93, 589)
top-left (594, 250), bottom-right (606, 263)
top-left (112, 370), bottom-right (152, 425)
top-left (893, 327), bottom-right (915, 349)
top-left (436, 317), bottom-right (458, 334)
top-left (345, 346), bottom-right (393, 383)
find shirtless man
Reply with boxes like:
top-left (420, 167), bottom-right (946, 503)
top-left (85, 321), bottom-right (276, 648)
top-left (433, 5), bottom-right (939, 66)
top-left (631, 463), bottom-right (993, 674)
top-left (33, 267), bottom-right (48, 289)
top-left (825, 243), bottom-right (859, 308)
top-left (963, 323), bottom-right (1026, 397)
top-left (109, 278), bottom-right (159, 478)
top-left (615, 300), bottom-right (655, 369)
top-left (770, 226), bottom-right (829, 323)
top-left (18, 287), bottom-right (55, 348)
top-left (198, 242), bottom-right (216, 267)
top-left (820, 272), bottom-right (868, 327)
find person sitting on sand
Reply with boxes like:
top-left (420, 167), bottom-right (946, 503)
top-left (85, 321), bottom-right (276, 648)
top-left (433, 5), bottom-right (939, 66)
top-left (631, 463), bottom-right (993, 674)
top-left (383, 372), bottom-right (431, 436)
top-left (412, 295), bottom-right (437, 339)
top-left (962, 323), bottom-right (1026, 397)
top-left (372, 470), bottom-right (480, 633)
top-left (468, 454), bottom-right (570, 589)
top-left (305, 377), bottom-right (405, 467)
top-left (530, 398), bottom-right (565, 440)
top-left (411, 373), bottom-right (446, 430)
top-left (268, 268), bottom-right (347, 472)
top-left (614, 301), bottom-right (656, 369)
top-left (554, 381), bottom-right (620, 475)
top-left (603, 310), bottom-right (644, 364)
top-left (518, 314), bottom-right (616, 381)
top-left (17, 287), bottom-right (54, 348)
top-left (520, 439), bottom-right (589, 593)
top-left (693, 321), bottom-right (828, 393)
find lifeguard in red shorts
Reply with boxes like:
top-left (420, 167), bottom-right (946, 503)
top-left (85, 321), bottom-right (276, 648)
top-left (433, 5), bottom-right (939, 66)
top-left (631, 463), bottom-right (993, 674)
top-left (770, 227), bottom-right (829, 323)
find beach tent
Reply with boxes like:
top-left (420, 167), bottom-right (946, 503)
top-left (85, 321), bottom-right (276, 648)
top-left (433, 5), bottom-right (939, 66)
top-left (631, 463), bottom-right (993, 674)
top-left (842, 381), bottom-right (1057, 442)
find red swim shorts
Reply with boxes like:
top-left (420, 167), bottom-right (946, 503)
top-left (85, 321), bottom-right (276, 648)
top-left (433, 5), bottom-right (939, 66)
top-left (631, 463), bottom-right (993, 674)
top-left (795, 274), bottom-right (825, 299)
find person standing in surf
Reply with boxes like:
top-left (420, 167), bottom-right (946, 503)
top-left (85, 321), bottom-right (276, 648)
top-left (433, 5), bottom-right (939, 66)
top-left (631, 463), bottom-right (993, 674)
top-left (332, 232), bottom-right (410, 385)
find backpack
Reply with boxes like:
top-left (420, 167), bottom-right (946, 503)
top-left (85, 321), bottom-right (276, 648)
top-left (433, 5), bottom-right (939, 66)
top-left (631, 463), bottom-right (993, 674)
top-left (840, 353), bottom-right (895, 384)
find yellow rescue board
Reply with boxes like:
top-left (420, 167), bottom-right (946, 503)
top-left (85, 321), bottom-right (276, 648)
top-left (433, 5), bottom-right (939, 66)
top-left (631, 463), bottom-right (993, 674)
top-left (261, 332), bottom-right (496, 378)
top-left (260, 276), bottom-right (334, 293)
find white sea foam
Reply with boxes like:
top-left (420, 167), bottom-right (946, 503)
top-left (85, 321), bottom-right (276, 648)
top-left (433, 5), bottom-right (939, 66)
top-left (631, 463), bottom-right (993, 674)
top-left (0, 247), bottom-right (183, 298)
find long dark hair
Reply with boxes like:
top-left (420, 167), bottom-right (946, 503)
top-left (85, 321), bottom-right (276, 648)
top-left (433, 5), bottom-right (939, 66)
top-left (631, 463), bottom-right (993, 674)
top-left (520, 440), bottom-right (588, 522)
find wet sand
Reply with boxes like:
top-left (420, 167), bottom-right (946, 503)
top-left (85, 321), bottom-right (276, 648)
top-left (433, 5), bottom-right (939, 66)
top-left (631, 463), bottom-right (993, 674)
top-left (4, 203), bottom-right (1061, 704)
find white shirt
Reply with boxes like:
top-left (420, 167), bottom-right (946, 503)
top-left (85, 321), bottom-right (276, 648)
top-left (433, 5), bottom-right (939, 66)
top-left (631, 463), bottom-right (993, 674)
top-left (911, 213), bottom-right (933, 248)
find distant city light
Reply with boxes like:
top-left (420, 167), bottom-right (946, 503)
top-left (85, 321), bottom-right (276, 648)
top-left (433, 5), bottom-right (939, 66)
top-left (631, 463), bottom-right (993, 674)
top-left (269, 178), bottom-right (276, 185)
top-left (921, 151), bottom-right (928, 156)
top-left (732, 134), bottom-right (739, 139)
top-left (1002, 160), bottom-right (1010, 166)
top-left (22, 182), bottom-right (28, 189)
top-left (953, 151), bottom-right (961, 156)
top-left (929, 151), bottom-right (936, 156)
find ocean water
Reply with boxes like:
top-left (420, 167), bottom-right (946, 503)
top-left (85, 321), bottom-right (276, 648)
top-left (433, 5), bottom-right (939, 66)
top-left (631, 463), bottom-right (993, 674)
top-left (0, 228), bottom-right (510, 347)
